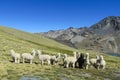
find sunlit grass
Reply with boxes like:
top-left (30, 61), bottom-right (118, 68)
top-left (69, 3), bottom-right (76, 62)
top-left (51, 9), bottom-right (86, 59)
top-left (0, 26), bottom-right (120, 80)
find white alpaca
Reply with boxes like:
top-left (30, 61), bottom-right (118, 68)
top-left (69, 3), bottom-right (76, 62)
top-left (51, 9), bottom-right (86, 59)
top-left (90, 55), bottom-right (100, 69)
top-left (84, 53), bottom-right (90, 69)
top-left (50, 53), bottom-right (61, 65)
top-left (22, 50), bottom-right (36, 64)
top-left (99, 55), bottom-right (106, 69)
top-left (76, 52), bottom-right (81, 60)
top-left (63, 54), bottom-right (68, 67)
top-left (63, 52), bottom-right (77, 68)
top-left (10, 49), bottom-right (20, 63)
top-left (37, 50), bottom-right (51, 65)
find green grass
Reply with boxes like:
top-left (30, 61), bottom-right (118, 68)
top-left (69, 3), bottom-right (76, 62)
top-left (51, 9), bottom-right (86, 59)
top-left (0, 26), bottom-right (120, 80)
top-left (0, 26), bottom-right (77, 53)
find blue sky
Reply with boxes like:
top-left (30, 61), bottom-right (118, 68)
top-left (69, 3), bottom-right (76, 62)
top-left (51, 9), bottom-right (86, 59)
top-left (0, 0), bottom-right (120, 33)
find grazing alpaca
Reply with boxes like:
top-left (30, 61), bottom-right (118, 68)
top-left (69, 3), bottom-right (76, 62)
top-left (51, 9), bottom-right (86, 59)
top-left (99, 55), bottom-right (106, 69)
top-left (50, 53), bottom-right (61, 65)
top-left (22, 50), bottom-right (36, 64)
top-left (37, 50), bottom-right (51, 65)
top-left (90, 55), bottom-right (100, 69)
top-left (77, 53), bottom-right (85, 68)
top-left (10, 49), bottom-right (20, 63)
top-left (63, 52), bottom-right (77, 68)
top-left (84, 53), bottom-right (90, 69)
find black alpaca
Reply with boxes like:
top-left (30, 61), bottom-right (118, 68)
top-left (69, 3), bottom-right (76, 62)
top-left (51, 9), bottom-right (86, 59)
top-left (77, 53), bottom-right (85, 68)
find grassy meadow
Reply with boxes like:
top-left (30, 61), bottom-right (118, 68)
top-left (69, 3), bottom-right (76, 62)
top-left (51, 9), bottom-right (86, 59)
top-left (0, 26), bottom-right (120, 80)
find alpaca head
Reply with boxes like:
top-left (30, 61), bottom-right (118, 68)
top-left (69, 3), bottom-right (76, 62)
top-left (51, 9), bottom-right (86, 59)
top-left (76, 52), bottom-right (81, 59)
top-left (37, 50), bottom-right (42, 55)
top-left (96, 55), bottom-right (100, 60)
top-left (73, 51), bottom-right (77, 58)
top-left (56, 53), bottom-right (61, 58)
top-left (86, 53), bottom-right (89, 56)
top-left (86, 53), bottom-right (89, 59)
top-left (63, 54), bottom-right (67, 59)
top-left (100, 55), bottom-right (104, 60)
top-left (31, 50), bottom-right (36, 57)
top-left (10, 49), bottom-right (15, 55)
top-left (77, 53), bottom-right (85, 61)
top-left (63, 54), bottom-right (67, 61)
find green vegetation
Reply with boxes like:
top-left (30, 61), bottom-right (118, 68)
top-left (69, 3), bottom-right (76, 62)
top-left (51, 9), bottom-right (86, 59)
top-left (0, 26), bottom-right (120, 80)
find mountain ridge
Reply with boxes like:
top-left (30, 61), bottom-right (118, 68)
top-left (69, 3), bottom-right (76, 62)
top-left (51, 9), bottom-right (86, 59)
top-left (38, 16), bottom-right (120, 54)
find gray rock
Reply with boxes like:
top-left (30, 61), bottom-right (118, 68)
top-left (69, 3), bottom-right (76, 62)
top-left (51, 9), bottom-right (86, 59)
top-left (36, 16), bottom-right (120, 55)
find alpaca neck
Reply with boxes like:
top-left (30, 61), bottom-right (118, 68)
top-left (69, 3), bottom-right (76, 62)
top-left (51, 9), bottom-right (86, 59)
top-left (38, 53), bottom-right (42, 59)
top-left (11, 52), bottom-right (14, 56)
top-left (87, 55), bottom-right (89, 59)
top-left (57, 54), bottom-right (60, 59)
top-left (32, 52), bottom-right (35, 58)
top-left (10, 50), bottom-right (15, 55)
top-left (73, 52), bottom-right (76, 58)
top-left (100, 58), bottom-right (104, 60)
top-left (63, 54), bottom-right (67, 61)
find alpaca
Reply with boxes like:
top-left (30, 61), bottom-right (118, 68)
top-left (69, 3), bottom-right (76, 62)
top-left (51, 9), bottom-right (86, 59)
top-left (77, 53), bottom-right (85, 68)
top-left (50, 55), bottom-right (56, 65)
top-left (50, 53), bottom-right (61, 65)
top-left (10, 49), bottom-right (20, 63)
top-left (37, 50), bottom-right (51, 65)
top-left (63, 54), bottom-right (67, 67)
top-left (22, 50), bottom-right (36, 64)
top-left (90, 55), bottom-right (100, 69)
top-left (63, 52), bottom-right (77, 68)
top-left (84, 53), bottom-right (90, 69)
top-left (99, 55), bottom-right (106, 69)
top-left (55, 52), bottom-right (61, 65)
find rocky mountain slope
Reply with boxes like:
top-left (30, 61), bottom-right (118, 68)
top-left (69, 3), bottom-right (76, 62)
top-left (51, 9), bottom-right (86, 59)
top-left (38, 16), bottom-right (120, 54)
top-left (39, 27), bottom-right (88, 47)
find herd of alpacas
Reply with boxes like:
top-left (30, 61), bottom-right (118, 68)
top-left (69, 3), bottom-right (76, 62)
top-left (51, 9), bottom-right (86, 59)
top-left (10, 49), bottom-right (106, 70)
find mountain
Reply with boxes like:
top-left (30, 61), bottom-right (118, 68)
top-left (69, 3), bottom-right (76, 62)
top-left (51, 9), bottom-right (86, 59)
top-left (39, 16), bottom-right (120, 54)
top-left (0, 24), bottom-right (120, 80)
top-left (38, 27), bottom-right (90, 48)
top-left (90, 16), bottom-right (120, 35)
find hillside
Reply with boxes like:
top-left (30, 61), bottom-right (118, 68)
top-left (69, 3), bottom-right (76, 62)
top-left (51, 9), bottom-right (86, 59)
top-left (39, 16), bottom-right (120, 55)
top-left (0, 26), bottom-right (120, 80)
top-left (0, 26), bottom-right (77, 54)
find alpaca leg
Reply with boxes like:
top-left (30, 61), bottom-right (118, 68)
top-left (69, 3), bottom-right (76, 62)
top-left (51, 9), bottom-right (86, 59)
top-left (41, 60), bottom-right (43, 65)
top-left (30, 60), bottom-right (32, 64)
top-left (102, 65), bottom-right (105, 69)
top-left (48, 60), bottom-right (50, 65)
top-left (12, 57), bottom-right (15, 62)
top-left (23, 58), bottom-right (25, 64)
top-left (55, 61), bottom-right (58, 65)
top-left (15, 58), bottom-right (17, 63)
top-left (17, 59), bottom-right (20, 63)
top-left (86, 65), bottom-right (88, 69)
top-left (50, 60), bottom-right (53, 65)
top-left (72, 63), bottom-right (75, 68)
top-left (97, 66), bottom-right (100, 70)
top-left (66, 63), bottom-right (69, 68)
top-left (63, 62), bottom-right (66, 67)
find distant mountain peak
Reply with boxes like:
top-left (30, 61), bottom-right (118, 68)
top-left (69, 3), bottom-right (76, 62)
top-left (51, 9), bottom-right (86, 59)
top-left (91, 16), bottom-right (120, 31)
top-left (67, 27), bottom-right (74, 29)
